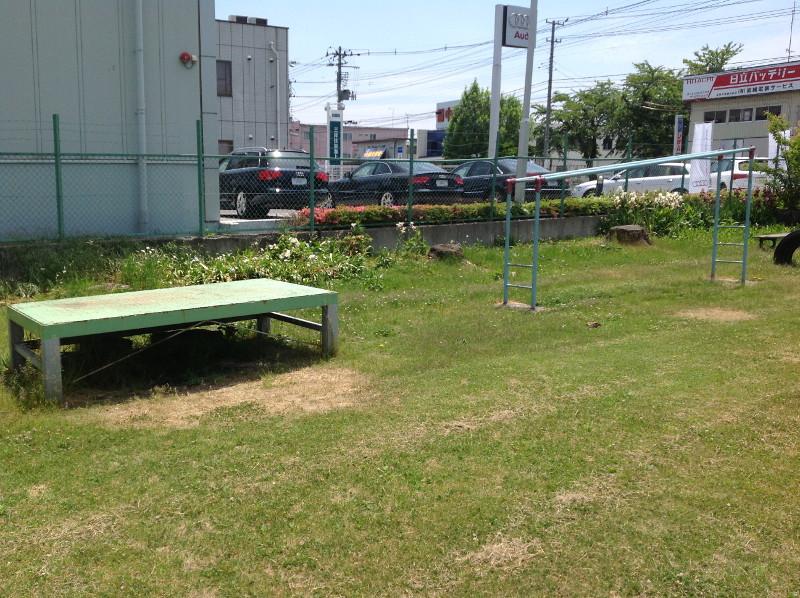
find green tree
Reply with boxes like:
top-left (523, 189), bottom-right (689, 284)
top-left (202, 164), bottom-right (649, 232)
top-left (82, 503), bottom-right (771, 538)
top-left (765, 113), bottom-right (799, 210)
top-left (619, 61), bottom-right (684, 158)
top-left (443, 81), bottom-right (522, 159)
top-left (531, 81), bottom-right (622, 163)
top-left (682, 42), bottom-right (743, 75)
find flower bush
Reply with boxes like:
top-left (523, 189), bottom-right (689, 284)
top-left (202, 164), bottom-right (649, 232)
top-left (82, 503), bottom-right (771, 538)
top-left (601, 188), bottom-right (779, 237)
top-left (118, 234), bottom-right (381, 290)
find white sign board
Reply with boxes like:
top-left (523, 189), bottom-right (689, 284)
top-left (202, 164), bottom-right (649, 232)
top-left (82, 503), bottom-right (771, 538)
top-left (689, 123), bottom-right (713, 193)
top-left (502, 5), bottom-right (535, 49)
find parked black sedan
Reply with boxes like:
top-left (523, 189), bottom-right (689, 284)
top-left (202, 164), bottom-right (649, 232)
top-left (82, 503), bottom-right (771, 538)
top-left (451, 158), bottom-right (565, 201)
top-left (219, 148), bottom-right (331, 218)
top-left (328, 161), bottom-right (464, 207)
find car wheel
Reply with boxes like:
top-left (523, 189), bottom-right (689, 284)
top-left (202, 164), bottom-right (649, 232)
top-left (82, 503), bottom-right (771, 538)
top-left (582, 189), bottom-right (596, 198)
top-left (670, 188), bottom-right (688, 195)
top-left (317, 192), bottom-right (335, 209)
top-left (235, 190), bottom-right (253, 219)
top-left (379, 191), bottom-right (395, 207)
top-left (719, 182), bottom-right (727, 191)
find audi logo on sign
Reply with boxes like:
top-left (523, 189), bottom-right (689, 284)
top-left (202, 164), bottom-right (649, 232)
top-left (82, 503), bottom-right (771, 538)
top-left (507, 11), bottom-right (528, 29)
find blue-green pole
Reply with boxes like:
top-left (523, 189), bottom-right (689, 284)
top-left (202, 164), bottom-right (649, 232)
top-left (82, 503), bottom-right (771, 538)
top-left (531, 181), bottom-right (542, 310)
top-left (502, 180), bottom-right (512, 305)
top-left (309, 125), bottom-right (316, 234)
top-left (407, 129), bottom-right (415, 225)
top-left (710, 156), bottom-right (725, 280)
top-left (490, 131), bottom-right (500, 221)
top-left (53, 114), bottom-right (64, 240)
top-left (559, 133), bottom-right (567, 217)
top-left (741, 148), bottom-right (755, 284)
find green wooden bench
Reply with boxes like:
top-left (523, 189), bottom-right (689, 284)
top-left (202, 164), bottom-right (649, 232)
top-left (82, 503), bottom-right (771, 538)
top-left (6, 279), bottom-right (338, 402)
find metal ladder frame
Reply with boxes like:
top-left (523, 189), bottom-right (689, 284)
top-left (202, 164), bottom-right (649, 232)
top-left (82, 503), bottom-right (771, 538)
top-left (501, 146), bottom-right (757, 309)
top-left (710, 148), bottom-right (756, 284)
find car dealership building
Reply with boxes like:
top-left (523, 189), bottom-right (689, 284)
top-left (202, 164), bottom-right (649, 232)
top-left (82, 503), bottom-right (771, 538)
top-left (684, 61), bottom-right (800, 156)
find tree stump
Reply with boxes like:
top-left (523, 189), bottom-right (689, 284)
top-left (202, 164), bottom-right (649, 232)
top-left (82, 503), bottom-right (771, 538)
top-left (607, 225), bottom-right (651, 245)
top-left (428, 243), bottom-right (464, 260)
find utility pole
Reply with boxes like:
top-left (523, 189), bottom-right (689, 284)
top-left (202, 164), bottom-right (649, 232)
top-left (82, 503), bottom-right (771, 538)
top-left (326, 46), bottom-right (355, 109)
top-left (543, 18), bottom-right (567, 163)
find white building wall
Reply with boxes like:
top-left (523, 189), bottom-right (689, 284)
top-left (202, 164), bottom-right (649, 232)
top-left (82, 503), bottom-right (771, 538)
top-left (0, 0), bottom-right (219, 238)
top-left (687, 90), bottom-right (799, 156)
top-left (216, 20), bottom-right (289, 152)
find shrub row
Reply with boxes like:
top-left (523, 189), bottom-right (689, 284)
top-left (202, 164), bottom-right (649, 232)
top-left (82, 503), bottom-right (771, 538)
top-left (291, 198), bottom-right (613, 227)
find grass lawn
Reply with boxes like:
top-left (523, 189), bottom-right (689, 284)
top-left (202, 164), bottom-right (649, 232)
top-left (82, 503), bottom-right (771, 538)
top-left (1, 231), bottom-right (799, 595)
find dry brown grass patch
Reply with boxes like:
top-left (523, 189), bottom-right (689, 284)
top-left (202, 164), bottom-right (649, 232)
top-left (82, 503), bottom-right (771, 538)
top-left (461, 535), bottom-right (543, 573)
top-left (675, 308), bottom-right (755, 322)
top-left (86, 366), bottom-right (369, 428)
top-left (442, 409), bottom-right (518, 434)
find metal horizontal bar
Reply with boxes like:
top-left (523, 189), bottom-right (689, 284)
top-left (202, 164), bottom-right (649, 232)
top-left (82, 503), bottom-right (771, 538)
top-left (718, 242), bottom-right (745, 246)
top-left (506, 283), bottom-right (533, 289)
top-left (14, 342), bottom-right (42, 370)
top-left (514, 147), bottom-right (755, 183)
top-left (509, 263), bottom-right (534, 268)
top-left (715, 259), bottom-right (744, 264)
top-left (267, 312), bottom-right (322, 332)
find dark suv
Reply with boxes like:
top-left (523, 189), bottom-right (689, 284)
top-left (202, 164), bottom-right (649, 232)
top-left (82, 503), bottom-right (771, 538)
top-left (219, 148), bottom-right (331, 218)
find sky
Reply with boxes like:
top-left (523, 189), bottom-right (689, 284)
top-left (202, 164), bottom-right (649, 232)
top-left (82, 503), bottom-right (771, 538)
top-left (214, 0), bottom-right (798, 130)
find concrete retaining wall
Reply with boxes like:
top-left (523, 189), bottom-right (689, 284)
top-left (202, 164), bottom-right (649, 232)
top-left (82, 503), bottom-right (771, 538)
top-left (355, 216), bottom-right (601, 251)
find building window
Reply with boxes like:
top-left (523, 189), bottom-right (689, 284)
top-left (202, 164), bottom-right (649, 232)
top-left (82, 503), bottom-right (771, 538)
top-left (602, 136), bottom-right (613, 150)
top-left (218, 139), bottom-right (234, 154)
top-left (217, 60), bottom-right (232, 97)
top-left (755, 105), bottom-right (782, 120)
top-left (369, 133), bottom-right (377, 141)
top-left (703, 110), bottom-right (726, 124)
top-left (729, 108), bottom-right (753, 123)
top-left (343, 132), bottom-right (352, 141)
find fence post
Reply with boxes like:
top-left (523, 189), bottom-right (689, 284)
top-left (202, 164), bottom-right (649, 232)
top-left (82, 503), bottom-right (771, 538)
top-left (559, 133), bottom-right (567, 217)
top-left (406, 129), bottom-right (415, 225)
top-left (623, 137), bottom-right (632, 193)
top-left (195, 119), bottom-right (205, 237)
top-left (309, 125), bottom-right (316, 234)
top-left (490, 131), bottom-right (500, 221)
top-left (52, 114), bottom-right (64, 240)
top-left (728, 139), bottom-right (737, 204)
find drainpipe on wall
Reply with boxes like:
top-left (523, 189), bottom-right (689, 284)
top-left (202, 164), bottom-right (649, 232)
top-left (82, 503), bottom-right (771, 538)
top-left (135, 0), bottom-right (149, 232)
top-left (268, 41), bottom-right (282, 149)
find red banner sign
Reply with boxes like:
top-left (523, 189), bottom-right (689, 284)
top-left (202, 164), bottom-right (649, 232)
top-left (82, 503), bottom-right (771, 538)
top-left (683, 62), bottom-right (800, 101)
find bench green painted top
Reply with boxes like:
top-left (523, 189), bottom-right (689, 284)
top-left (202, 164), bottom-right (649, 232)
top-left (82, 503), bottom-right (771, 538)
top-left (7, 278), bottom-right (337, 340)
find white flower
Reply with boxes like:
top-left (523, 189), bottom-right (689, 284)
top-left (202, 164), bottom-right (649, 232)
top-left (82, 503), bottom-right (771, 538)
top-left (280, 249), bottom-right (291, 259)
top-left (309, 254), bottom-right (318, 261)
top-left (395, 222), bottom-right (404, 229)
top-left (289, 237), bottom-right (300, 245)
top-left (351, 222), bottom-right (357, 229)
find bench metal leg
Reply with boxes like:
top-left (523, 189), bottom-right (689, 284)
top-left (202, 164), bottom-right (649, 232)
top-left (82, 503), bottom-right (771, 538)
top-left (41, 337), bottom-right (63, 402)
top-left (256, 314), bottom-right (271, 335)
top-left (8, 319), bottom-right (24, 370)
top-left (322, 304), bottom-right (338, 358)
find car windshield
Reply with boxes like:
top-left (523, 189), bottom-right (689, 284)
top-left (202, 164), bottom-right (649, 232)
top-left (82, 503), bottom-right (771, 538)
top-left (498, 159), bottom-right (549, 174)
top-left (395, 161), bottom-right (446, 173)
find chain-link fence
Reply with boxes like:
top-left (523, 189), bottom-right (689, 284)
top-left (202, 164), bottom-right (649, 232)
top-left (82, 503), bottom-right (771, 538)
top-left (0, 116), bottom-right (660, 242)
